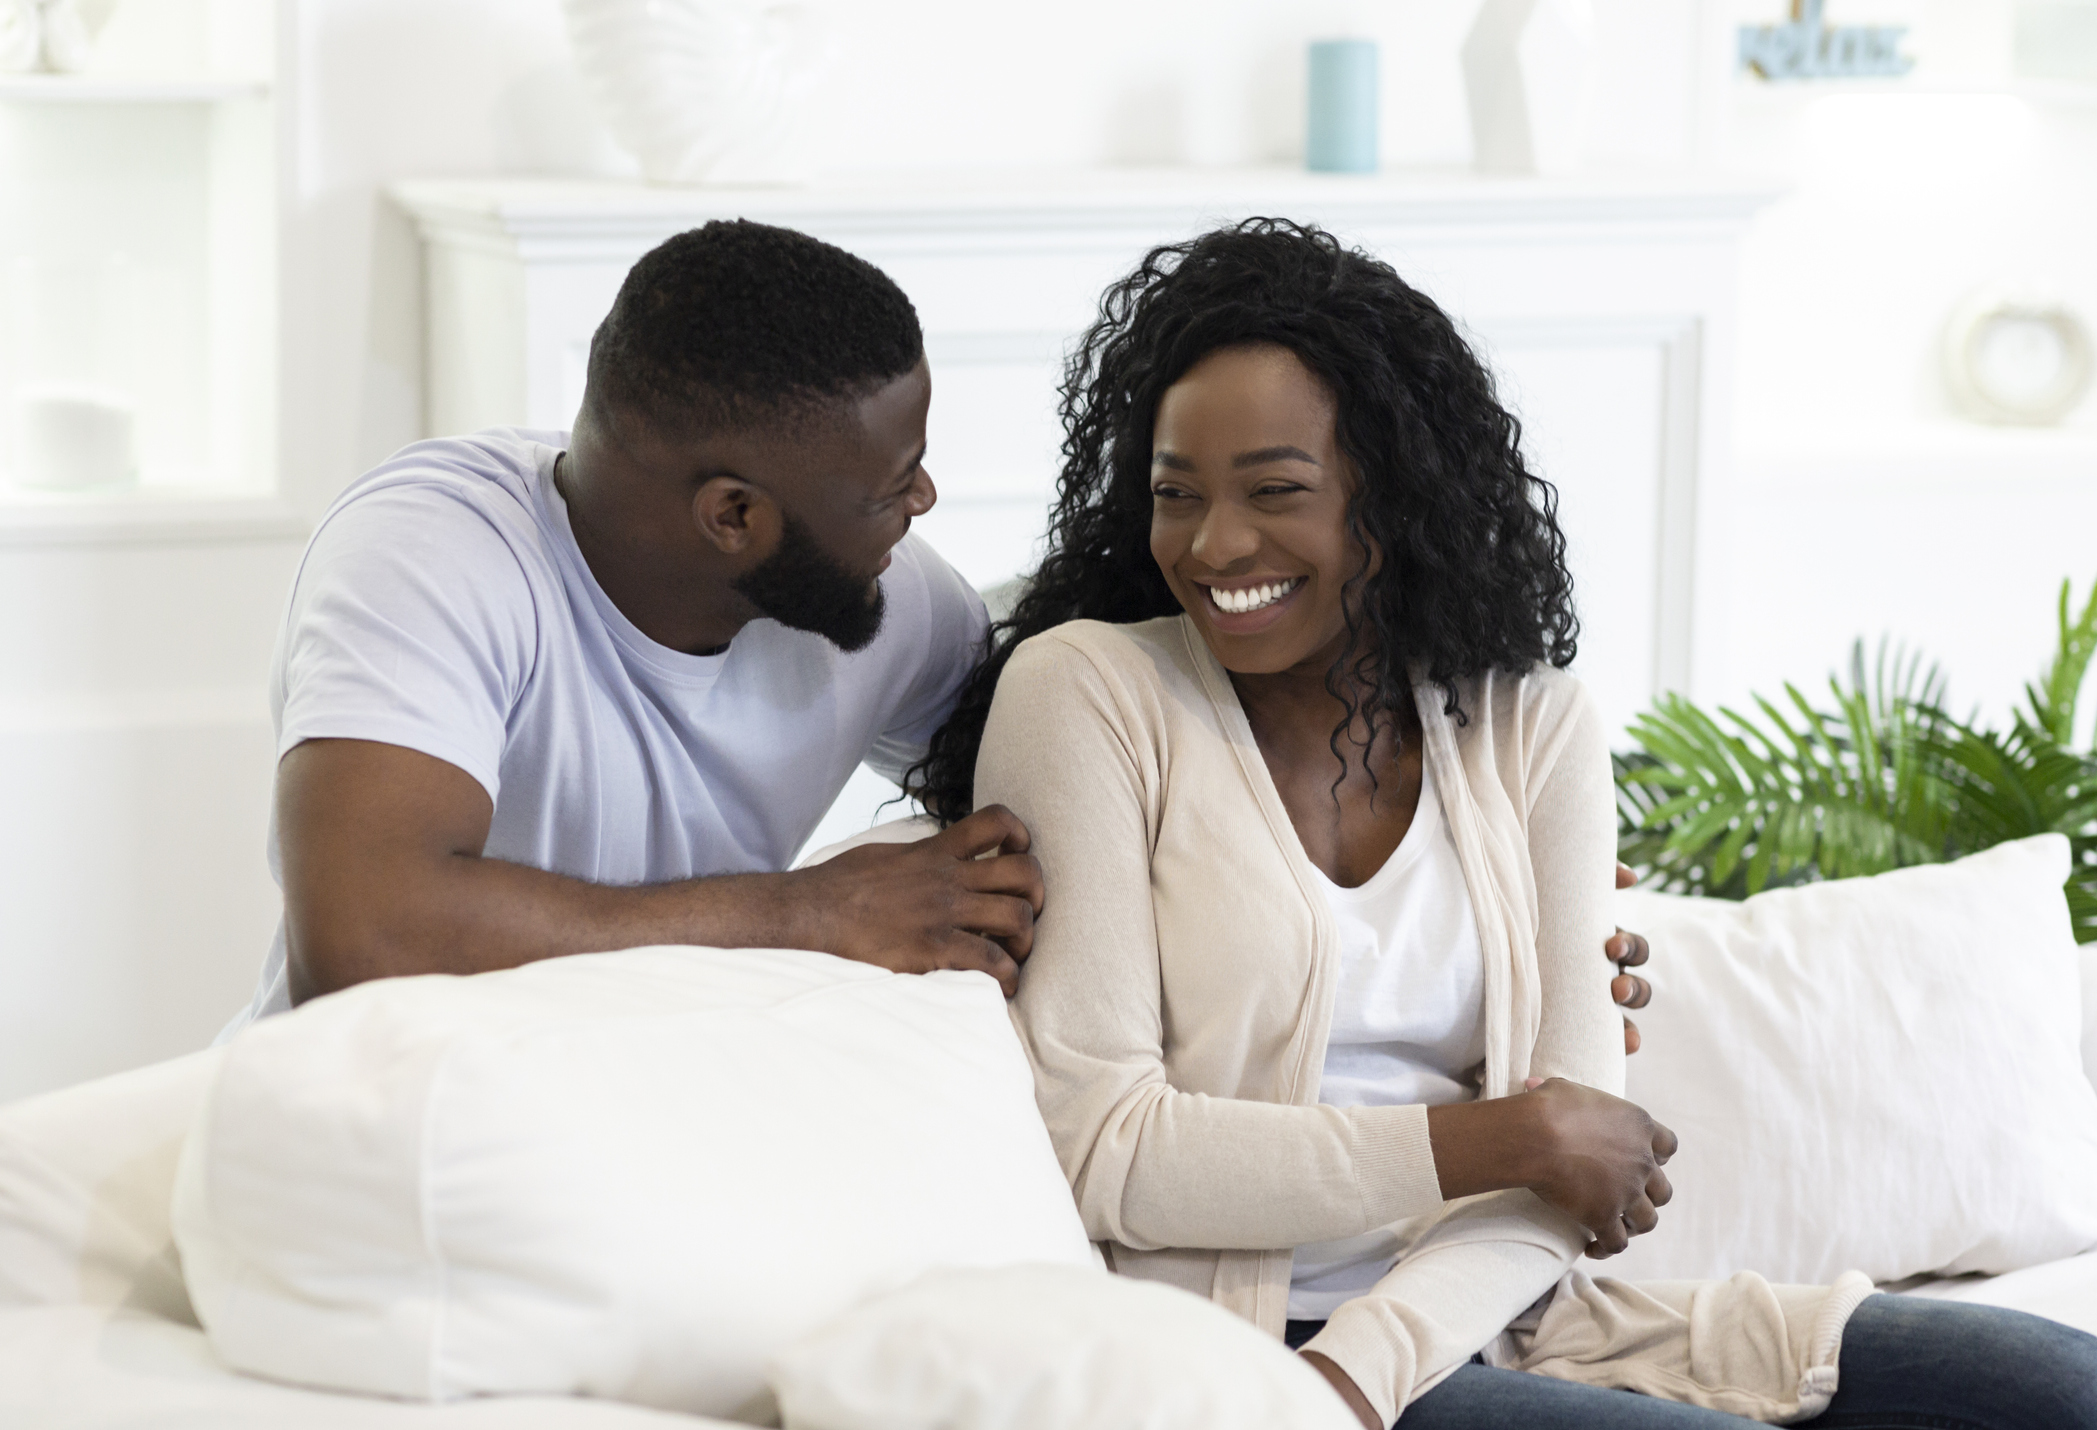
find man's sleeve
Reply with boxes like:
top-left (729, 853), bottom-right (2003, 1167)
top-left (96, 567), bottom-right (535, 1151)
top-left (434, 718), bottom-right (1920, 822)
top-left (862, 533), bottom-right (990, 785)
top-left (275, 486), bottom-right (537, 805)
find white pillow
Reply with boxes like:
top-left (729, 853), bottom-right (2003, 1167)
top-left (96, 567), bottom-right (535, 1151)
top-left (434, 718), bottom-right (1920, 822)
top-left (2083, 942), bottom-right (2097, 1091)
top-left (793, 815), bottom-right (937, 870)
top-left (770, 1264), bottom-right (1359, 1430)
top-left (0, 1047), bottom-right (223, 1322)
top-left (1611, 834), bottom-right (2097, 1286)
top-left (173, 947), bottom-right (1097, 1423)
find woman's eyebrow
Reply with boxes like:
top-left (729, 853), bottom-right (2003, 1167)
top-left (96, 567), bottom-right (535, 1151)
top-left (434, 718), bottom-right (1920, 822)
top-left (1232, 445), bottom-right (1320, 469)
top-left (1152, 449), bottom-right (1197, 471)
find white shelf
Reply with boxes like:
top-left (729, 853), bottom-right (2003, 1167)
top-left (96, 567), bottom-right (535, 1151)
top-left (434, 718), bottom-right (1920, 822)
top-left (1740, 425), bottom-right (2097, 491)
top-left (0, 73), bottom-right (269, 103)
top-left (393, 167), bottom-right (1787, 267)
top-left (0, 492), bottom-right (308, 548)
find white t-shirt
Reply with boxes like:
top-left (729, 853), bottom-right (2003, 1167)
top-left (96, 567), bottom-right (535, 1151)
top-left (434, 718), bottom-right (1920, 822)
top-left (225, 428), bottom-right (988, 1032)
top-left (1287, 758), bottom-right (1487, 1320)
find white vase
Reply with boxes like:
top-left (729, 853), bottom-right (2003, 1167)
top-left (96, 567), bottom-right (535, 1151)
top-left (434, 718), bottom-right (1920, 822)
top-left (561, 0), bottom-right (832, 187)
top-left (0, 0), bottom-right (37, 72)
top-left (1461, 0), bottom-right (1598, 178)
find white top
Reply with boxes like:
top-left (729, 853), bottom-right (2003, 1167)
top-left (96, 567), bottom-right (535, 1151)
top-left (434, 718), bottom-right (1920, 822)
top-left (225, 429), bottom-right (987, 1033)
top-left (1287, 758), bottom-right (1487, 1320)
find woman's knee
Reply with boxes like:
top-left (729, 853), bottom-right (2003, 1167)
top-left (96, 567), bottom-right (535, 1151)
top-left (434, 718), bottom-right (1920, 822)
top-left (1818, 1294), bottom-right (2097, 1430)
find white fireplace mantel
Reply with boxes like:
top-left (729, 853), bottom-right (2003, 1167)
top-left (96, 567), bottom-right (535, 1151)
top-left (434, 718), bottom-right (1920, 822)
top-left (392, 167), bottom-right (1780, 734)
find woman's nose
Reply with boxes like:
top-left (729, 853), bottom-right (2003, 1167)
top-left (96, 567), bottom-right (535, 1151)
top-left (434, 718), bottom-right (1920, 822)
top-left (1190, 500), bottom-right (1259, 568)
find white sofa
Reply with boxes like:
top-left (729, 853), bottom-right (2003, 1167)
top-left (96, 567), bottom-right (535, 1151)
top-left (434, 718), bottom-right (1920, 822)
top-left (8, 1023), bottom-right (2096, 1427)
top-left (5, 867), bottom-right (2095, 1426)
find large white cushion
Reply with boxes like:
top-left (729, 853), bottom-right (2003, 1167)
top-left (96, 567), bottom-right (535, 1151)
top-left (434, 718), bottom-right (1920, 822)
top-left (173, 946), bottom-right (1097, 1423)
top-left (0, 1046), bottom-right (222, 1321)
top-left (0, 1306), bottom-right (730, 1429)
top-left (2083, 942), bottom-right (2097, 1090)
top-left (1611, 834), bottom-right (2097, 1285)
top-left (1900, 1247), bottom-right (2097, 1337)
top-left (770, 1265), bottom-right (1358, 1430)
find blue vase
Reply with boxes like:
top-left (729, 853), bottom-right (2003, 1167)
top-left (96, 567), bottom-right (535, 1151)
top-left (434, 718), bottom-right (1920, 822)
top-left (1307, 39), bottom-right (1379, 174)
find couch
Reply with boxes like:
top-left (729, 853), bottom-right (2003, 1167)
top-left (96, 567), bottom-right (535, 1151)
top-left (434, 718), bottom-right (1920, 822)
top-left (5, 834), bottom-right (2095, 1426)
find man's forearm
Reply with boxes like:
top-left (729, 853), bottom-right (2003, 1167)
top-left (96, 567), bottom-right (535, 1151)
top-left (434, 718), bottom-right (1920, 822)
top-left (276, 741), bottom-right (1040, 1006)
top-left (286, 854), bottom-right (818, 1004)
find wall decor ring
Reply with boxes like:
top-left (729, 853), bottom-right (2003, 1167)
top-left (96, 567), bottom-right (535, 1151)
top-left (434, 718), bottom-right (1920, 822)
top-left (1942, 289), bottom-right (2094, 426)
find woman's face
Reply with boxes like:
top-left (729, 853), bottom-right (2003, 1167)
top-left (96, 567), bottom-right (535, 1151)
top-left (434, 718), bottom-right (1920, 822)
top-left (1149, 343), bottom-right (1363, 677)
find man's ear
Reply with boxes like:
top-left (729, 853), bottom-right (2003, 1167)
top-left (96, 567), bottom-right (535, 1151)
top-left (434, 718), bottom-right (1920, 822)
top-left (691, 475), bottom-right (780, 558)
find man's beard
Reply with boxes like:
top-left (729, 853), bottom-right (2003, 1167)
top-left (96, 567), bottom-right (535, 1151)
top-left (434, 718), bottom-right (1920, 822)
top-left (731, 513), bottom-right (887, 653)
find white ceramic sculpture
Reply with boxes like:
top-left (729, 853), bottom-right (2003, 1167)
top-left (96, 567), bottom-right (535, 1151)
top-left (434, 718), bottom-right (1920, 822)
top-left (561, 0), bottom-right (832, 186)
top-left (0, 1), bottom-right (38, 71)
top-left (0, 0), bottom-right (115, 74)
top-left (1461, 0), bottom-right (1598, 177)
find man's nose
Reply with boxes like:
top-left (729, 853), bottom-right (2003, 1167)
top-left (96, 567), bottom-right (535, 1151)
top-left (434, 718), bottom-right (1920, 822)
top-left (904, 466), bottom-right (937, 518)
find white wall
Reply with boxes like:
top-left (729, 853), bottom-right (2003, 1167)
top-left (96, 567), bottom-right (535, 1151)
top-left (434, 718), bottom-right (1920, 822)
top-left (313, 0), bottom-right (2097, 724)
top-left (1713, 11), bottom-right (2097, 729)
top-left (0, 533), bottom-right (300, 1100)
top-left (6, 0), bottom-right (2093, 1099)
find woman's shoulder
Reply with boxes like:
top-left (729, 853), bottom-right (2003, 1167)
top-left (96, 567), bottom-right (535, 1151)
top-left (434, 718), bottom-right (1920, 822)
top-left (1008, 615), bottom-right (1198, 685)
top-left (1497, 661), bottom-right (1593, 710)
top-left (1445, 662), bottom-right (1608, 772)
top-left (996, 616), bottom-right (1207, 735)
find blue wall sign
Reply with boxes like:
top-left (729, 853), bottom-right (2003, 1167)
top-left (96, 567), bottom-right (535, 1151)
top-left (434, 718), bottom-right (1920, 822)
top-left (1739, 0), bottom-right (1913, 80)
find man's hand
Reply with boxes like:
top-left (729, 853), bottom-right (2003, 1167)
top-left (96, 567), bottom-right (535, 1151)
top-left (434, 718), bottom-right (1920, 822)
top-left (1610, 862), bottom-right (1654, 1054)
top-left (1517, 1077), bottom-right (1676, 1259)
top-left (1301, 1351), bottom-right (1381, 1430)
top-left (783, 806), bottom-right (1045, 997)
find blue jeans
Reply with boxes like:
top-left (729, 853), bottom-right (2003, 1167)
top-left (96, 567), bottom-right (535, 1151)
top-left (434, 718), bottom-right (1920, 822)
top-left (1284, 1295), bottom-right (2097, 1429)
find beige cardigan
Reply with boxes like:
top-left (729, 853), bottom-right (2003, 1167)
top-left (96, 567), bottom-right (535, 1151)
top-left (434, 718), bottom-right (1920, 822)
top-left (974, 616), bottom-right (1872, 1426)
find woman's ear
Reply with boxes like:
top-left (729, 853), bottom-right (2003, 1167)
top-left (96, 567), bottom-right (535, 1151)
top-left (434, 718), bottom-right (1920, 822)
top-left (692, 475), bottom-right (780, 558)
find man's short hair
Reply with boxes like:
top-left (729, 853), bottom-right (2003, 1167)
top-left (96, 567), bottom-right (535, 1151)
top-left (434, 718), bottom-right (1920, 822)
top-left (585, 219), bottom-right (924, 437)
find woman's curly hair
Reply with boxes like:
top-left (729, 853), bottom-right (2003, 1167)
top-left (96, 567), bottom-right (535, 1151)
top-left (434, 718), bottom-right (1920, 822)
top-left (908, 217), bottom-right (1577, 823)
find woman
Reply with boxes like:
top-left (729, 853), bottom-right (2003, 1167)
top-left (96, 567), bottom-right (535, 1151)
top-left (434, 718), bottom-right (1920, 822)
top-left (911, 221), bottom-right (2097, 1428)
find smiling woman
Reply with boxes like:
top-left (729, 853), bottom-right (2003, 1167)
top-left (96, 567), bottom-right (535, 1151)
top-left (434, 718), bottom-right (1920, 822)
top-left (909, 220), bottom-right (2097, 1430)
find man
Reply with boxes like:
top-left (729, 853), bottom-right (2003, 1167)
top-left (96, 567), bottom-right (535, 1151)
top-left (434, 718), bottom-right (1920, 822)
top-left (226, 219), bottom-right (1652, 1037)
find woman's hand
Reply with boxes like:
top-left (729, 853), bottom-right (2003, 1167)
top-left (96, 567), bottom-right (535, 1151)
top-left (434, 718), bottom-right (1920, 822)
top-left (1518, 1077), bottom-right (1676, 1258)
top-left (1302, 1351), bottom-right (1381, 1430)
top-left (1611, 862), bottom-right (1654, 1054)
top-left (1425, 1081), bottom-right (1676, 1258)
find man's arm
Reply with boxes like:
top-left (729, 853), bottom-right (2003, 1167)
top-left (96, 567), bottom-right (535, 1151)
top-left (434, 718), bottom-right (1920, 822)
top-left (277, 738), bottom-right (1044, 1005)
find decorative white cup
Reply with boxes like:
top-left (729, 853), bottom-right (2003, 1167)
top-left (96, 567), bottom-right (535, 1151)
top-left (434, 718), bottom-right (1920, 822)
top-left (9, 383), bottom-right (137, 492)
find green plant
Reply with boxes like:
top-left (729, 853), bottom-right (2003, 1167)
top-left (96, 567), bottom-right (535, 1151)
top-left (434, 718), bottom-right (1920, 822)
top-left (1615, 577), bottom-right (2097, 943)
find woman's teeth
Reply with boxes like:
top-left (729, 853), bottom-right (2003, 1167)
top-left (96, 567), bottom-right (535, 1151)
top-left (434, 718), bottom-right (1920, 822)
top-left (1209, 579), bottom-right (1300, 615)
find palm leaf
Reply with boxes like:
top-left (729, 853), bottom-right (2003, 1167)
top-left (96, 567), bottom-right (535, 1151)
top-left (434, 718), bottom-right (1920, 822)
top-left (2025, 578), bottom-right (2097, 749)
top-left (1616, 586), bottom-right (2097, 944)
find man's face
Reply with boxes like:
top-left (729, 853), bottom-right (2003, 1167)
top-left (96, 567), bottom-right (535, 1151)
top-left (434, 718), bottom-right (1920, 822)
top-left (708, 360), bottom-right (938, 652)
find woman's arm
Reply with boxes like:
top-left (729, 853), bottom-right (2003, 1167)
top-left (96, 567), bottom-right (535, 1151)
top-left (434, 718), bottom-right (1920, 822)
top-left (1303, 677), bottom-right (1668, 1427)
top-left (976, 634), bottom-right (1448, 1252)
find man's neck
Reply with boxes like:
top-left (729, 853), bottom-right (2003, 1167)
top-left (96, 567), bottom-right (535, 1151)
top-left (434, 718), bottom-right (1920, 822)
top-left (554, 451), bottom-right (747, 657)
